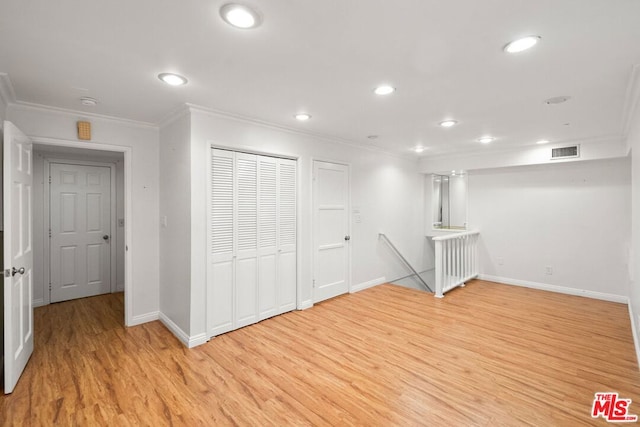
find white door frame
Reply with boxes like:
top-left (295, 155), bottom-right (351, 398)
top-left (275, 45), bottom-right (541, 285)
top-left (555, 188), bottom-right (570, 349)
top-left (311, 158), bottom-right (352, 301)
top-left (43, 158), bottom-right (118, 305)
top-left (29, 137), bottom-right (133, 326)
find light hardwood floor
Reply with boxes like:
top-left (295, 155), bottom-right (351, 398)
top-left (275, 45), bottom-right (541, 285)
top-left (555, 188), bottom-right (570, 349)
top-left (1, 280), bottom-right (639, 426)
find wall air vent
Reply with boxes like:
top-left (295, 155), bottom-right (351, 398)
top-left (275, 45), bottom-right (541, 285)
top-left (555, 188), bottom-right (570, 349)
top-left (551, 145), bottom-right (580, 160)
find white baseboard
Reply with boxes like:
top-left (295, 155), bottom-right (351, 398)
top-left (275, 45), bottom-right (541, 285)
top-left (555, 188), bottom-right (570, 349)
top-left (158, 312), bottom-right (208, 348)
top-left (128, 311), bottom-right (159, 326)
top-left (478, 274), bottom-right (629, 304)
top-left (116, 283), bottom-right (125, 292)
top-left (298, 299), bottom-right (313, 310)
top-left (629, 303), bottom-right (640, 371)
top-left (188, 333), bottom-right (208, 348)
top-left (32, 298), bottom-right (45, 308)
top-left (351, 276), bottom-right (386, 293)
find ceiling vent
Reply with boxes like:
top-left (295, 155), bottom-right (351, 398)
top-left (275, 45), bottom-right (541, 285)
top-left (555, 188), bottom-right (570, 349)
top-left (551, 145), bottom-right (580, 160)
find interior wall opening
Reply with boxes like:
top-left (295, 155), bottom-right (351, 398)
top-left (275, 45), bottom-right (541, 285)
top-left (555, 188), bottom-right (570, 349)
top-left (32, 144), bottom-right (125, 319)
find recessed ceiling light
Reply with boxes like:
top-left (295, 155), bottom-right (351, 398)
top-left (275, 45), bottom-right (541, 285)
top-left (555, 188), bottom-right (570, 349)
top-left (374, 85), bottom-right (395, 96)
top-left (504, 36), bottom-right (541, 53)
top-left (80, 97), bottom-right (98, 106)
top-left (367, 135), bottom-right (379, 140)
top-left (536, 139), bottom-right (550, 145)
top-left (414, 146), bottom-right (425, 153)
top-left (439, 120), bottom-right (458, 128)
top-left (158, 73), bottom-right (188, 86)
top-left (478, 136), bottom-right (494, 144)
top-left (295, 113), bottom-right (311, 121)
top-left (544, 96), bottom-right (571, 105)
top-left (220, 4), bottom-right (262, 29)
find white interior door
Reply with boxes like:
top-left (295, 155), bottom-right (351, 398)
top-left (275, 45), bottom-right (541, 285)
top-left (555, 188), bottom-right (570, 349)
top-left (313, 161), bottom-right (349, 303)
top-left (3, 121), bottom-right (34, 394)
top-left (49, 163), bottom-right (111, 303)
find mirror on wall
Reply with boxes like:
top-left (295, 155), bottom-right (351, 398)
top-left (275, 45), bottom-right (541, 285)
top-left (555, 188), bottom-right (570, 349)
top-left (432, 174), bottom-right (467, 230)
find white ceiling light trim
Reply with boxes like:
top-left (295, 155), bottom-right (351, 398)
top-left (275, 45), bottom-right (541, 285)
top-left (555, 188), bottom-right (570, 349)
top-left (439, 120), bottom-right (458, 128)
top-left (536, 139), bottom-right (550, 144)
top-left (158, 73), bottom-right (188, 86)
top-left (477, 136), bottom-right (495, 144)
top-left (504, 35), bottom-right (541, 53)
top-left (414, 146), bottom-right (425, 153)
top-left (374, 85), bottom-right (395, 95)
top-left (220, 3), bottom-right (262, 29)
top-left (80, 97), bottom-right (98, 106)
top-left (294, 113), bottom-right (311, 121)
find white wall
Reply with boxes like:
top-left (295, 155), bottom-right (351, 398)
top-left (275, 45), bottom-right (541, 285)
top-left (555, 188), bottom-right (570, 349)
top-left (159, 112), bottom-right (192, 335)
top-left (628, 87), bottom-right (640, 362)
top-left (468, 158), bottom-right (631, 299)
top-left (31, 148), bottom-right (125, 306)
top-left (6, 103), bottom-right (160, 324)
top-left (449, 174), bottom-right (467, 228)
top-left (185, 107), bottom-right (425, 338)
top-left (0, 73), bottom-right (10, 124)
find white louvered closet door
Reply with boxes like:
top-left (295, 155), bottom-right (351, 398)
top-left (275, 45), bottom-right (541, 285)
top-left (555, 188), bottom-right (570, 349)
top-left (258, 156), bottom-right (278, 320)
top-left (277, 158), bottom-right (297, 313)
top-left (208, 149), bottom-right (235, 336)
top-left (234, 153), bottom-right (259, 328)
top-left (208, 149), bottom-right (297, 338)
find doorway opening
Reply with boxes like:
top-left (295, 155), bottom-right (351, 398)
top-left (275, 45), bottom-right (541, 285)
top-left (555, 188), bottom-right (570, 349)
top-left (28, 139), bottom-right (132, 328)
top-left (33, 145), bottom-right (125, 306)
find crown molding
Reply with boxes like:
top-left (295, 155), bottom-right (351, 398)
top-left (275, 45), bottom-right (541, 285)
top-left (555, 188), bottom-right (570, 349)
top-left (11, 100), bottom-right (158, 130)
top-left (184, 103), bottom-right (415, 161)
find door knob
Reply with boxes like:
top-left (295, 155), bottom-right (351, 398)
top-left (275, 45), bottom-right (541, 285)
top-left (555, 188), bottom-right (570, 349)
top-left (11, 267), bottom-right (25, 276)
top-left (344, 235), bottom-right (351, 241)
top-left (103, 235), bottom-right (110, 241)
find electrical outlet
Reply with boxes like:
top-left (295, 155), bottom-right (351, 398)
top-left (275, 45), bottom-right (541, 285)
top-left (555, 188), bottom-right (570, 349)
top-left (354, 214), bottom-right (362, 223)
top-left (497, 257), bottom-right (504, 266)
top-left (545, 266), bottom-right (553, 275)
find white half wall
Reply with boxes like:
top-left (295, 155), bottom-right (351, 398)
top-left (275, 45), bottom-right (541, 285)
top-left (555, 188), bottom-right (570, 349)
top-left (187, 106), bottom-right (426, 338)
top-left (468, 158), bottom-right (631, 299)
top-left (6, 103), bottom-right (160, 323)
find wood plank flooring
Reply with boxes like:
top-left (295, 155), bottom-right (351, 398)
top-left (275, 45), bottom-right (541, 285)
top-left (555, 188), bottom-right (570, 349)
top-left (1, 280), bottom-right (639, 426)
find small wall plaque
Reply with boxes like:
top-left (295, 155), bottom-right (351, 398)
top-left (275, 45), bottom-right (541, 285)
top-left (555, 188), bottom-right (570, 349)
top-left (77, 121), bottom-right (91, 140)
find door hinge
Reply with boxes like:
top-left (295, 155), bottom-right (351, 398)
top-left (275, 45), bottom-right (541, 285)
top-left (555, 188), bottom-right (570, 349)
top-left (312, 279), bottom-right (316, 288)
top-left (49, 175), bottom-right (52, 184)
top-left (49, 228), bottom-right (52, 238)
top-left (49, 282), bottom-right (52, 291)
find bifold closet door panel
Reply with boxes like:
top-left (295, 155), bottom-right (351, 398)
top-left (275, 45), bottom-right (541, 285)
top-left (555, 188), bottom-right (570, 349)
top-left (258, 156), bottom-right (278, 320)
top-left (278, 158), bottom-right (297, 313)
top-left (208, 149), bottom-right (235, 336)
top-left (234, 152), bottom-right (259, 328)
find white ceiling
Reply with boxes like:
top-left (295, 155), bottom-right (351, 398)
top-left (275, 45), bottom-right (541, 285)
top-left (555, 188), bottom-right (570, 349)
top-left (1, 0), bottom-right (639, 157)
